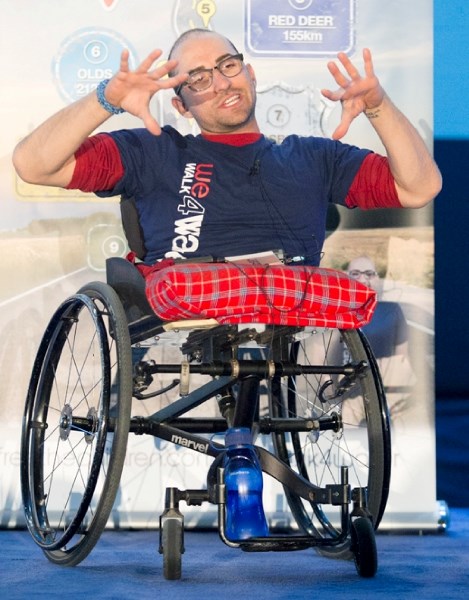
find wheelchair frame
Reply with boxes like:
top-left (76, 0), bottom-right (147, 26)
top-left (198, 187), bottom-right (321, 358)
top-left (20, 256), bottom-right (391, 580)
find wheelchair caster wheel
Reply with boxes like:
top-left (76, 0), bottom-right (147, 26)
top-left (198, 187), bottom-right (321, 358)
top-left (161, 516), bottom-right (184, 580)
top-left (350, 517), bottom-right (378, 578)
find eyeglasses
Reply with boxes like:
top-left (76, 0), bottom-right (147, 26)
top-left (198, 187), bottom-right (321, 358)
top-left (348, 269), bottom-right (378, 279)
top-left (175, 53), bottom-right (244, 95)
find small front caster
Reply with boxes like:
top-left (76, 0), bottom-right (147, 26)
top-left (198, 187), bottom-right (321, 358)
top-left (159, 488), bottom-right (185, 580)
top-left (350, 517), bottom-right (378, 578)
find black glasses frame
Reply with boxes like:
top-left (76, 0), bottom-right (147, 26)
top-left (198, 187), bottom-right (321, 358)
top-left (175, 53), bottom-right (244, 95)
top-left (348, 270), bottom-right (378, 279)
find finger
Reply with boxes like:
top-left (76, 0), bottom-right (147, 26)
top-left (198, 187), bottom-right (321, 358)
top-left (141, 110), bottom-right (162, 136)
top-left (149, 58), bottom-right (180, 80)
top-left (326, 61), bottom-right (350, 89)
top-left (362, 48), bottom-right (375, 78)
top-left (119, 49), bottom-right (130, 73)
top-left (321, 87), bottom-right (345, 102)
top-left (144, 59), bottom-right (188, 93)
top-left (337, 52), bottom-right (361, 81)
top-left (164, 72), bottom-right (189, 90)
top-left (136, 49), bottom-right (164, 73)
top-left (331, 115), bottom-right (352, 140)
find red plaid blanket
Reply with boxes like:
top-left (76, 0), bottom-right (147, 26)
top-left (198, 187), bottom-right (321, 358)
top-left (143, 263), bottom-right (377, 329)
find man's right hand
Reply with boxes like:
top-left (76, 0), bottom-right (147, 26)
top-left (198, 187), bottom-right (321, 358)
top-left (104, 49), bottom-right (188, 135)
top-left (12, 48), bottom-right (188, 187)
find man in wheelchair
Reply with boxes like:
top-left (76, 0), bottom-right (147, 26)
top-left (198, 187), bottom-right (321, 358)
top-left (12, 29), bottom-right (441, 579)
top-left (13, 28), bottom-right (440, 265)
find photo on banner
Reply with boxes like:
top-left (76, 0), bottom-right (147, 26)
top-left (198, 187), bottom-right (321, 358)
top-left (0, 0), bottom-right (439, 530)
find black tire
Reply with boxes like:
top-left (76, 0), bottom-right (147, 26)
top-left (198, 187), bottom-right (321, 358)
top-left (351, 517), bottom-right (378, 578)
top-left (162, 518), bottom-right (183, 580)
top-left (20, 282), bottom-right (132, 566)
top-left (268, 327), bottom-right (391, 557)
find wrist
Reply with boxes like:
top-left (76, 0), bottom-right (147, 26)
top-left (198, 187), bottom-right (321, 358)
top-left (364, 93), bottom-right (389, 119)
top-left (96, 79), bottom-right (125, 115)
top-left (364, 106), bottom-right (381, 120)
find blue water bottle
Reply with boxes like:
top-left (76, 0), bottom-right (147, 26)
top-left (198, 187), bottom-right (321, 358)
top-left (224, 427), bottom-right (269, 540)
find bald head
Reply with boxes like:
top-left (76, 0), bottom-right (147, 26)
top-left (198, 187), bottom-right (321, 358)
top-left (168, 29), bottom-right (259, 135)
top-left (168, 29), bottom-right (238, 71)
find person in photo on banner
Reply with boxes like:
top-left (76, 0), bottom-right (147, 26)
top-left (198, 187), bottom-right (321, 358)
top-left (12, 28), bottom-right (442, 269)
top-left (345, 255), bottom-right (417, 423)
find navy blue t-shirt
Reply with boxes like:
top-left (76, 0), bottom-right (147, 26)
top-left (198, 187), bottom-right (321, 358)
top-left (96, 126), bottom-right (370, 265)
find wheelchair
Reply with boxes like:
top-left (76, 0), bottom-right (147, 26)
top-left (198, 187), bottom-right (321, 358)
top-left (20, 228), bottom-right (391, 580)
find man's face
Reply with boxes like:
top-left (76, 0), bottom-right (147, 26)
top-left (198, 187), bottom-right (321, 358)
top-left (171, 34), bottom-right (258, 134)
top-left (347, 257), bottom-right (379, 290)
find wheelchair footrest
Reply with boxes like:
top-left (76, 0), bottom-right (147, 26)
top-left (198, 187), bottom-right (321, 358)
top-left (239, 537), bottom-right (319, 553)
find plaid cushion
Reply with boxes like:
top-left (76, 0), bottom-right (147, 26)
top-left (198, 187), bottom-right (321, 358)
top-left (144, 263), bottom-right (377, 329)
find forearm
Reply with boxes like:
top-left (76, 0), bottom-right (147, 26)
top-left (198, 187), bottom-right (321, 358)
top-left (12, 90), bottom-right (112, 188)
top-left (365, 94), bottom-right (442, 207)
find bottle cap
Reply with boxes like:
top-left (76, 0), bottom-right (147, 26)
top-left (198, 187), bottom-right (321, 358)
top-left (225, 427), bottom-right (252, 447)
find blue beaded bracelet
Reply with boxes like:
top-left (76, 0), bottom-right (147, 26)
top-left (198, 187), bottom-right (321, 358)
top-left (96, 79), bottom-right (125, 115)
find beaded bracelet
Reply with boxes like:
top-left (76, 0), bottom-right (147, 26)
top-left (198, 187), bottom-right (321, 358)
top-left (96, 79), bottom-right (125, 115)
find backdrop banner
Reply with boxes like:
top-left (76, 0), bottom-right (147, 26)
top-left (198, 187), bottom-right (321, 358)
top-left (0, 0), bottom-right (441, 531)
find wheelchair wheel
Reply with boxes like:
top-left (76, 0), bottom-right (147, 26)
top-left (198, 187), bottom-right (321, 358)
top-left (350, 516), bottom-right (378, 578)
top-left (161, 517), bottom-right (183, 580)
top-left (20, 282), bottom-right (132, 566)
top-left (269, 327), bottom-right (391, 557)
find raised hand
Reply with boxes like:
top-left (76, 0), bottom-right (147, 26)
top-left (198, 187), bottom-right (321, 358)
top-left (104, 49), bottom-right (188, 135)
top-left (321, 48), bottom-right (385, 140)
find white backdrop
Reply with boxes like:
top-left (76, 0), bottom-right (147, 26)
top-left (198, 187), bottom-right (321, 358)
top-left (0, 0), bottom-right (440, 530)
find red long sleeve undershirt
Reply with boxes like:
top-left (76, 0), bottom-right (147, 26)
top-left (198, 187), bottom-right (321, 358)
top-left (67, 132), bottom-right (401, 209)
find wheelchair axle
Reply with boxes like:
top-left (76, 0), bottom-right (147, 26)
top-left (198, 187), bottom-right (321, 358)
top-left (136, 358), bottom-right (363, 379)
